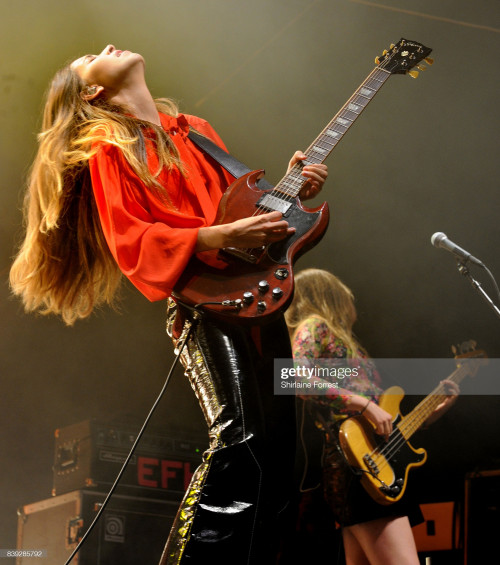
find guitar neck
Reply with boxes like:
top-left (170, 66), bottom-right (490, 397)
top-left (397, 364), bottom-right (469, 440)
top-left (274, 67), bottom-right (392, 198)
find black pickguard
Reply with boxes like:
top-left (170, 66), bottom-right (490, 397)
top-left (267, 201), bottom-right (323, 264)
top-left (375, 415), bottom-right (426, 499)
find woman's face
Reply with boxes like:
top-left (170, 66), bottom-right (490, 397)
top-left (71, 44), bottom-right (144, 90)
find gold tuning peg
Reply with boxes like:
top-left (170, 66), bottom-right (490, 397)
top-left (390, 44), bottom-right (395, 49)
top-left (375, 56), bottom-right (381, 64)
top-left (382, 49), bottom-right (388, 56)
top-left (408, 70), bottom-right (419, 79)
top-left (424, 57), bottom-right (434, 65)
top-left (417, 64), bottom-right (426, 71)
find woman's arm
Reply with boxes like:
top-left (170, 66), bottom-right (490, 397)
top-left (423, 379), bottom-right (460, 427)
top-left (292, 318), bottom-right (394, 437)
top-left (196, 211), bottom-right (294, 251)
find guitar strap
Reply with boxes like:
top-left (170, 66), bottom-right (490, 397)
top-left (188, 129), bottom-right (274, 190)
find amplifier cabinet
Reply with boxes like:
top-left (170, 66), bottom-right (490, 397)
top-left (16, 490), bottom-right (178, 565)
top-left (464, 469), bottom-right (500, 564)
top-left (53, 420), bottom-right (206, 497)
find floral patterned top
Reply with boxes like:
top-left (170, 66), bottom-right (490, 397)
top-left (291, 315), bottom-right (383, 420)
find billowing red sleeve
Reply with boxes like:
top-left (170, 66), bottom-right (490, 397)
top-left (89, 143), bottom-right (200, 301)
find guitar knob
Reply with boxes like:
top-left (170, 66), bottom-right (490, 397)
top-left (257, 301), bottom-right (267, 312)
top-left (274, 268), bottom-right (289, 280)
top-left (272, 287), bottom-right (283, 299)
top-left (243, 292), bottom-right (254, 304)
top-left (258, 280), bottom-right (270, 293)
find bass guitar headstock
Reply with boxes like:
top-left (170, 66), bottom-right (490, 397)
top-left (452, 340), bottom-right (488, 377)
top-left (375, 38), bottom-right (433, 78)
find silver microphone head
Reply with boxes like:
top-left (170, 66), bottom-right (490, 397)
top-left (431, 232), bottom-right (447, 248)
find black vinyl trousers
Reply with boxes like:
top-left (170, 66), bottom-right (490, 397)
top-left (159, 299), bottom-right (296, 565)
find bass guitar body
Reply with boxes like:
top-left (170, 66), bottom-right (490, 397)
top-left (173, 169), bottom-right (329, 322)
top-left (339, 386), bottom-right (427, 505)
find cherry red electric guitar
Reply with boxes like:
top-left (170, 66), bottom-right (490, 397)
top-left (173, 38), bottom-right (433, 322)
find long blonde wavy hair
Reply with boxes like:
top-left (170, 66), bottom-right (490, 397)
top-left (9, 64), bottom-right (182, 325)
top-left (285, 268), bottom-right (362, 356)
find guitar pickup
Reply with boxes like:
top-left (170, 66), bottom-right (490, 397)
top-left (256, 193), bottom-right (293, 216)
top-left (219, 246), bottom-right (264, 264)
top-left (363, 454), bottom-right (380, 475)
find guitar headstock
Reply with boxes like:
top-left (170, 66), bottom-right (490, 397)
top-left (452, 340), bottom-right (488, 376)
top-left (376, 38), bottom-right (433, 78)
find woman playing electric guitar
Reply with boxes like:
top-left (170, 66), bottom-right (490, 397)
top-left (9, 44), bottom-right (328, 565)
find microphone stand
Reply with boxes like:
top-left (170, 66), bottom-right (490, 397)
top-left (456, 260), bottom-right (500, 320)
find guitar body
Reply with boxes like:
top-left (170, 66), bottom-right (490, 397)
top-left (339, 386), bottom-right (427, 505)
top-left (173, 170), bottom-right (329, 322)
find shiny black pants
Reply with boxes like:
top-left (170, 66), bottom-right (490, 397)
top-left (159, 300), bottom-right (296, 564)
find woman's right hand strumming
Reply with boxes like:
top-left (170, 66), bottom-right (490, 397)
top-left (196, 210), bottom-right (295, 252)
top-left (362, 401), bottom-right (394, 440)
top-left (347, 394), bottom-right (394, 439)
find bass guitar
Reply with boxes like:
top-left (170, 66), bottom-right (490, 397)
top-left (338, 341), bottom-right (487, 505)
top-left (173, 38), bottom-right (433, 322)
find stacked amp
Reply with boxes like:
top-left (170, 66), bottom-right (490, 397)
top-left (16, 420), bottom-right (206, 565)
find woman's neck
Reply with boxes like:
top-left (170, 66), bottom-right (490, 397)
top-left (107, 80), bottom-right (160, 126)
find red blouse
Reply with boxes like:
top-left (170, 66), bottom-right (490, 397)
top-left (89, 113), bottom-right (235, 301)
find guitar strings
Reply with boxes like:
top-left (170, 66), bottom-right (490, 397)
top-left (234, 52), bottom-right (401, 257)
top-left (266, 67), bottom-right (388, 203)
top-left (372, 380), bottom-right (454, 464)
top-left (363, 364), bottom-right (470, 482)
top-left (373, 355), bottom-right (484, 478)
top-left (236, 67), bottom-right (390, 257)
top-left (372, 389), bottom-right (446, 467)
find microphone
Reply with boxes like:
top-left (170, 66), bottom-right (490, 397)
top-left (431, 232), bottom-right (484, 267)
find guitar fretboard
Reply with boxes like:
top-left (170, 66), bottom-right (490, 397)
top-left (273, 67), bottom-right (392, 200)
top-left (398, 357), bottom-right (484, 440)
